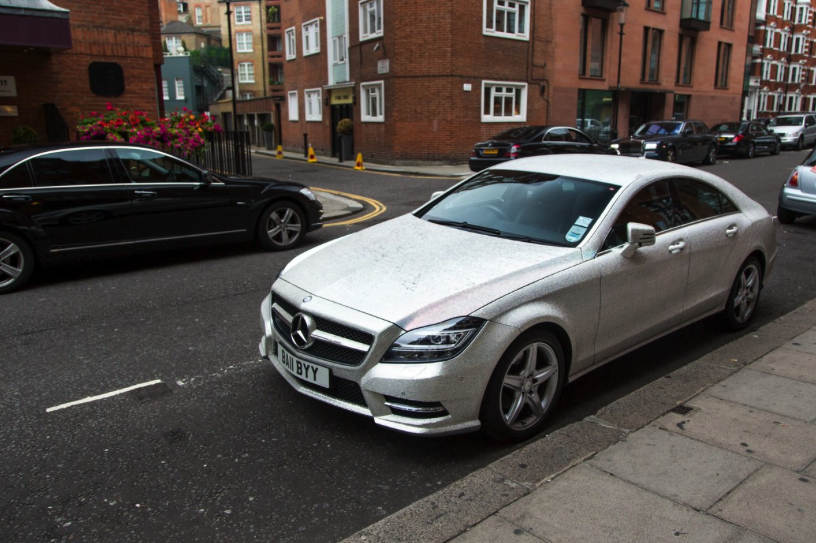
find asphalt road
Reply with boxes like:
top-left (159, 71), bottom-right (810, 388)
top-left (2, 150), bottom-right (815, 542)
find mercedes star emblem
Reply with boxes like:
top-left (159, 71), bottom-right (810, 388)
top-left (290, 312), bottom-right (316, 349)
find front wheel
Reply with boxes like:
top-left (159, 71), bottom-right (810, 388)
top-left (480, 329), bottom-right (565, 441)
top-left (797, 136), bottom-right (804, 151)
top-left (776, 205), bottom-right (797, 225)
top-left (256, 201), bottom-right (306, 251)
top-left (665, 148), bottom-right (677, 163)
top-left (772, 141), bottom-right (781, 155)
top-left (721, 257), bottom-right (762, 331)
top-left (0, 232), bottom-right (35, 294)
top-left (703, 145), bottom-right (717, 165)
top-left (745, 143), bottom-right (755, 159)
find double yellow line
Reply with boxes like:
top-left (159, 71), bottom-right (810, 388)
top-left (311, 187), bottom-right (387, 227)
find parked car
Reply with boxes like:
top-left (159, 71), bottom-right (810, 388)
top-left (778, 146), bottom-right (816, 223)
top-left (712, 121), bottom-right (781, 158)
top-left (0, 143), bottom-right (323, 293)
top-left (768, 113), bottom-right (816, 150)
top-left (611, 120), bottom-right (718, 165)
top-left (468, 126), bottom-right (609, 172)
top-left (259, 155), bottom-right (777, 441)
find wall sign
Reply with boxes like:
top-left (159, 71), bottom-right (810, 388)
top-left (0, 105), bottom-right (19, 117)
top-left (0, 76), bottom-right (17, 97)
top-left (330, 89), bottom-right (353, 105)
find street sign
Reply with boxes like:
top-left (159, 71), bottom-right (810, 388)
top-left (0, 75), bottom-right (17, 97)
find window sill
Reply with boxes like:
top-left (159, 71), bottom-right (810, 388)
top-left (360, 33), bottom-right (384, 42)
top-left (646, 8), bottom-right (665, 14)
top-left (720, 25), bottom-right (735, 31)
top-left (303, 50), bottom-right (320, 57)
top-left (639, 80), bottom-right (661, 85)
top-left (579, 75), bottom-right (606, 81)
top-left (361, 118), bottom-right (385, 123)
top-left (675, 82), bottom-right (693, 87)
top-left (482, 30), bottom-right (530, 42)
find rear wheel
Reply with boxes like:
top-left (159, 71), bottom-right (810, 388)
top-left (0, 232), bottom-right (34, 294)
top-left (772, 141), bottom-right (781, 155)
top-left (480, 329), bottom-right (565, 441)
top-left (665, 148), bottom-right (677, 163)
top-left (256, 201), bottom-right (306, 251)
top-left (722, 257), bottom-right (762, 331)
top-left (746, 143), bottom-right (755, 159)
top-left (776, 205), bottom-right (797, 225)
top-left (703, 145), bottom-right (717, 165)
top-left (797, 136), bottom-right (805, 150)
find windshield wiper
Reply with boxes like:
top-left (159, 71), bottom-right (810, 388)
top-left (427, 219), bottom-right (502, 236)
top-left (498, 232), bottom-right (568, 246)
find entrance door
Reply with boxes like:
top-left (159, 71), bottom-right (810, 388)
top-left (629, 92), bottom-right (666, 135)
top-left (330, 104), bottom-right (353, 158)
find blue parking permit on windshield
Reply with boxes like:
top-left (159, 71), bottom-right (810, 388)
top-left (565, 224), bottom-right (587, 243)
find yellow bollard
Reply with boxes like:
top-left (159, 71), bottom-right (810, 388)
top-left (307, 145), bottom-right (317, 163)
top-left (275, 145), bottom-right (283, 159)
top-left (354, 152), bottom-right (365, 170)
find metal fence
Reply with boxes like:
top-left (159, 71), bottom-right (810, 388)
top-left (187, 130), bottom-right (252, 177)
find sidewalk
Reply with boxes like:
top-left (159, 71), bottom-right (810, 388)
top-left (343, 298), bottom-right (816, 543)
top-left (253, 148), bottom-right (471, 178)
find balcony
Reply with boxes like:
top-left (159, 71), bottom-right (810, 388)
top-left (680, 0), bottom-right (711, 31)
top-left (581, 0), bottom-right (624, 10)
top-left (268, 50), bottom-right (283, 62)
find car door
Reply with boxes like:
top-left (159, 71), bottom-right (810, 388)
top-left (7, 148), bottom-right (135, 253)
top-left (676, 123), bottom-right (697, 163)
top-left (567, 129), bottom-right (596, 154)
top-left (693, 122), bottom-right (711, 161)
top-left (541, 128), bottom-right (574, 154)
top-left (806, 115), bottom-right (816, 145)
top-left (110, 147), bottom-right (253, 242)
top-left (593, 179), bottom-right (691, 361)
top-left (670, 177), bottom-right (748, 319)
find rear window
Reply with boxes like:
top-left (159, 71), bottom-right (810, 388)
top-left (713, 123), bottom-right (741, 132)
top-left (30, 149), bottom-right (113, 186)
top-left (772, 116), bottom-right (804, 127)
top-left (0, 163), bottom-right (32, 189)
top-left (491, 127), bottom-right (545, 141)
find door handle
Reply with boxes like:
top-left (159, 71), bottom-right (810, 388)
top-left (668, 240), bottom-right (686, 254)
top-left (133, 190), bottom-right (157, 199)
top-left (1, 194), bottom-right (32, 202)
top-left (725, 225), bottom-right (739, 238)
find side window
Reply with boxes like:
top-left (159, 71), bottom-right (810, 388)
top-left (113, 148), bottom-right (201, 183)
top-left (694, 122), bottom-right (708, 134)
top-left (808, 116), bottom-right (816, 127)
top-left (569, 129), bottom-right (591, 144)
top-left (601, 180), bottom-right (692, 250)
top-left (672, 178), bottom-right (738, 219)
top-left (29, 149), bottom-right (113, 186)
top-left (545, 128), bottom-right (569, 142)
top-left (0, 163), bottom-right (32, 189)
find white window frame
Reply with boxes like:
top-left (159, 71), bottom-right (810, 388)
top-left (759, 92), bottom-right (768, 112)
top-left (793, 34), bottom-right (804, 55)
top-left (789, 63), bottom-right (801, 83)
top-left (288, 90), bottom-right (299, 121)
top-left (764, 29), bottom-right (774, 49)
top-left (768, 0), bottom-right (779, 16)
top-left (302, 18), bottom-right (320, 56)
top-left (162, 79), bottom-right (169, 100)
top-left (359, 0), bottom-right (383, 41)
top-left (483, 0), bottom-right (530, 41)
top-left (762, 60), bottom-right (771, 80)
top-left (305, 88), bottom-right (323, 121)
top-left (175, 77), bottom-right (185, 100)
top-left (809, 95), bottom-right (816, 111)
top-left (236, 32), bottom-right (253, 53)
top-left (481, 80), bottom-right (528, 122)
top-left (332, 34), bottom-right (347, 65)
top-left (285, 27), bottom-right (296, 60)
top-left (235, 5), bottom-right (251, 25)
top-left (194, 6), bottom-right (203, 25)
top-left (238, 61), bottom-right (255, 83)
top-left (165, 36), bottom-right (181, 54)
top-left (780, 32), bottom-right (789, 52)
top-left (360, 80), bottom-right (384, 122)
top-left (784, 0), bottom-right (793, 20)
top-left (796, 5), bottom-right (809, 24)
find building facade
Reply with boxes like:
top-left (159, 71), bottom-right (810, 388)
top-left (280, 0), bottom-right (751, 162)
top-left (0, 0), bottom-right (163, 146)
top-left (746, 0), bottom-right (816, 119)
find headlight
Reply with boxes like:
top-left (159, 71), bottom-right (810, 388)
top-left (381, 316), bottom-right (485, 363)
top-left (299, 187), bottom-right (317, 201)
top-left (609, 143), bottom-right (620, 149)
top-left (793, 128), bottom-right (803, 136)
top-left (644, 142), bottom-right (658, 150)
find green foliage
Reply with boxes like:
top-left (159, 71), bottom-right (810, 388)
top-left (261, 122), bottom-right (275, 132)
top-left (190, 45), bottom-right (230, 68)
top-left (11, 125), bottom-right (39, 145)
top-left (267, 5), bottom-right (279, 22)
top-left (336, 118), bottom-right (353, 135)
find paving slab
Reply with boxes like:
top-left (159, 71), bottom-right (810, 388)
top-left (450, 515), bottom-right (547, 543)
top-left (657, 394), bottom-right (816, 471)
top-left (498, 464), bottom-right (764, 543)
top-left (589, 425), bottom-right (762, 510)
top-left (788, 329), bottom-right (816, 356)
top-left (712, 465), bottom-right (816, 543)
top-left (708, 368), bottom-right (816, 422)
top-left (751, 347), bottom-right (816, 385)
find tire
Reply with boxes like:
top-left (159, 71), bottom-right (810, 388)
top-left (0, 232), bottom-right (34, 294)
top-left (703, 145), bottom-right (717, 165)
top-left (772, 142), bottom-right (781, 155)
top-left (256, 201), bottom-right (306, 251)
top-left (721, 257), bottom-right (763, 331)
top-left (665, 148), bottom-right (676, 163)
top-left (746, 143), bottom-right (755, 159)
top-left (797, 136), bottom-right (804, 151)
top-left (776, 205), bottom-right (797, 225)
top-left (480, 329), bottom-right (566, 441)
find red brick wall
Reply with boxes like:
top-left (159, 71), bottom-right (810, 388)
top-left (0, 0), bottom-right (163, 147)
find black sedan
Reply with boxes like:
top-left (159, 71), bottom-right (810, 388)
top-left (712, 121), bottom-right (780, 158)
top-left (0, 143), bottom-right (323, 293)
top-left (611, 120), bottom-right (717, 165)
top-left (469, 126), bottom-right (609, 172)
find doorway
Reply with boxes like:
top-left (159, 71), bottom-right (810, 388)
top-left (330, 104), bottom-right (353, 159)
top-left (629, 91), bottom-right (666, 135)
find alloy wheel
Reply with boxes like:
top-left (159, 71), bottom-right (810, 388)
top-left (265, 206), bottom-right (303, 248)
top-left (732, 262), bottom-right (760, 325)
top-left (499, 341), bottom-right (560, 431)
top-left (0, 237), bottom-right (24, 289)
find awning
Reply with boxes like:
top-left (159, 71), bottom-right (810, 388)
top-left (0, 0), bottom-right (71, 50)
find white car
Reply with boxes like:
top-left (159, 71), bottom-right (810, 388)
top-left (769, 113), bottom-right (816, 149)
top-left (259, 155), bottom-right (777, 440)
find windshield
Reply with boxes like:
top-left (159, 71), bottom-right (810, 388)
top-left (771, 116), bottom-right (803, 127)
top-left (713, 122), bottom-right (744, 132)
top-left (633, 122), bottom-right (682, 137)
top-left (417, 169), bottom-right (619, 247)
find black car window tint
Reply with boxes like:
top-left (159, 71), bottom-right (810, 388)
top-left (0, 163), bottom-right (32, 189)
top-left (602, 180), bottom-right (686, 250)
top-left (672, 178), bottom-right (737, 218)
top-left (114, 149), bottom-right (201, 183)
top-left (570, 130), bottom-right (591, 144)
top-left (545, 128), bottom-right (569, 142)
top-left (30, 149), bottom-right (113, 187)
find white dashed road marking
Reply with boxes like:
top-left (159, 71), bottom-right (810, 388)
top-left (45, 379), bottom-right (163, 413)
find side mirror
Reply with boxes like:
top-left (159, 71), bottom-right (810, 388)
top-left (431, 190), bottom-right (444, 201)
top-left (618, 222), bottom-right (656, 258)
top-left (197, 170), bottom-right (214, 189)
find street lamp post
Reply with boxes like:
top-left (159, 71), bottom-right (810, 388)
top-left (218, 0), bottom-right (239, 134)
top-left (615, 1), bottom-right (628, 138)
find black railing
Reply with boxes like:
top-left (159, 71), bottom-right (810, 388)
top-left (186, 130), bottom-right (252, 176)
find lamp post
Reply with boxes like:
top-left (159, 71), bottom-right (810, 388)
top-left (218, 0), bottom-right (239, 134)
top-left (615, 1), bottom-right (628, 138)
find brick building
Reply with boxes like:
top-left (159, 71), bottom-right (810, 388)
top-left (280, 0), bottom-right (751, 162)
top-left (0, 0), bottom-right (163, 147)
top-left (745, 0), bottom-right (816, 119)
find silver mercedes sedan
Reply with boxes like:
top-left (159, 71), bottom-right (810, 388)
top-left (259, 155), bottom-right (777, 441)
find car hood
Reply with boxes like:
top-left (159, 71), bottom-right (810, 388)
top-left (771, 125), bottom-right (803, 135)
top-left (279, 214), bottom-right (581, 330)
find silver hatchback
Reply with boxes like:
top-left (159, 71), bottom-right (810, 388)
top-left (259, 155), bottom-right (777, 441)
top-left (778, 147), bottom-right (816, 223)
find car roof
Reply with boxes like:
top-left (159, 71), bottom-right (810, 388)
top-left (0, 142), bottom-right (176, 171)
top-left (491, 154), bottom-right (708, 188)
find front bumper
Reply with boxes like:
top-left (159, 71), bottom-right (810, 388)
top-left (776, 134), bottom-right (802, 146)
top-left (779, 185), bottom-right (816, 216)
top-left (258, 285), bottom-right (517, 436)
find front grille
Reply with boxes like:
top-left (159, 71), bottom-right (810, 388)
top-left (272, 309), bottom-right (368, 366)
top-left (297, 374), bottom-right (367, 407)
top-left (272, 294), bottom-right (374, 345)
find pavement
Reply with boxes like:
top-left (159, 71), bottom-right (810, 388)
top-left (342, 297), bottom-right (816, 543)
